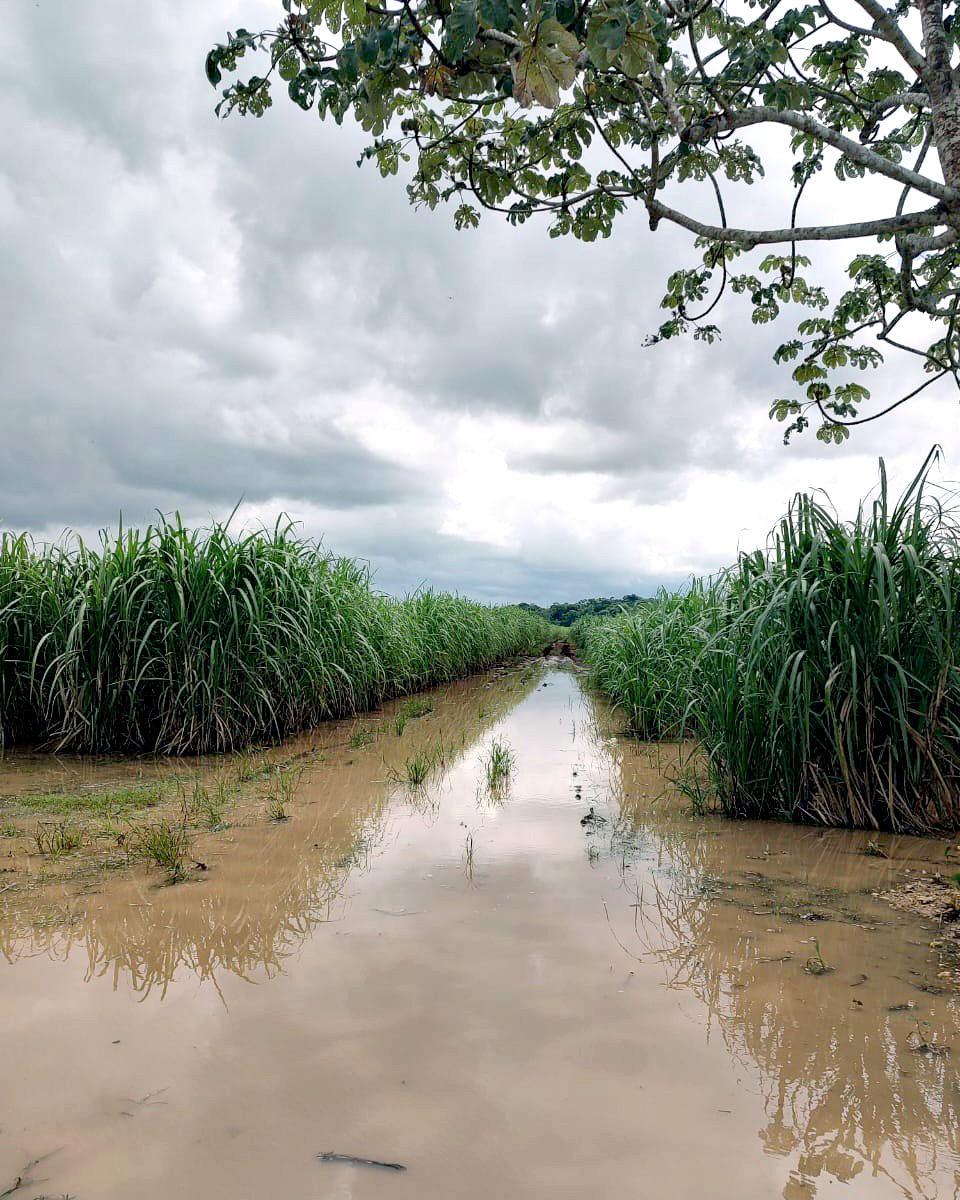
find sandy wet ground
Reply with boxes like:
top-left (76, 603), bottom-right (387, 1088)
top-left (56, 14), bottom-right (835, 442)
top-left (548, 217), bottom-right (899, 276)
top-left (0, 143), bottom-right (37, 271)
top-left (1, 661), bottom-right (959, 1199)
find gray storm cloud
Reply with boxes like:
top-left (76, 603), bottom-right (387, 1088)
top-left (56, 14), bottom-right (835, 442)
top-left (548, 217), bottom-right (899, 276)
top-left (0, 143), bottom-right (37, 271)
top-left (0, 1), bottom-right (954, 603)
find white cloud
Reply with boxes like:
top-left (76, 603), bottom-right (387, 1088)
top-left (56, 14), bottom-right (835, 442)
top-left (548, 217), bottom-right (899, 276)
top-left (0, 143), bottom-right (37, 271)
top-left (0, 0), bottom-right (957, 604)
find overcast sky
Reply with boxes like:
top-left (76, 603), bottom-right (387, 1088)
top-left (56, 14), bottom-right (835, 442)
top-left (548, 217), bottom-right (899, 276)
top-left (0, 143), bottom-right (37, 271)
top-left (1, 2), bottom-right (956, 603)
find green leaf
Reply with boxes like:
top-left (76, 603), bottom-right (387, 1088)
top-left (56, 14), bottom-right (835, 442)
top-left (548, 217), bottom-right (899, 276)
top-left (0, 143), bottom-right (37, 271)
top-left (359, 29), bottom-right (381, 64)
top-left (816, 422), bottom-right (850, 444)
top-left (205, 50), bottom-right (223, 86)
top-left (454, 203), bottom-right (481, 228)
top-left (596, 10), bottom-right (627, 50)
top-left (511, 18), bottom-right (579, 108)
top-left (479, 0), bottom-right (511, 32)
top-left (278, 51), bottom-right (300, 81)
top-left (617, 22), bottom-right (656, 76)
top-left (446, 0), bottom-right (480, 62)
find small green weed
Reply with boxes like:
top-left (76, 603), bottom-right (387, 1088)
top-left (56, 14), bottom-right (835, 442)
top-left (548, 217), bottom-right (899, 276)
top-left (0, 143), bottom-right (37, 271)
top-left (668, 760), bottom-right (715, 816)
top-left (402, 749), bottom-right (438, 787)
top-left (393, 712), bottom-right (408, 737)
top-left (402, 698), bottom-right (434, 719)
top-left (483, 738), bottom-right (514, 791)
top-left (274, 766), bottom-right (300, 804)
top-left (464, 831), bottom-right (474, 880)
top-left (198, 779), bottom-right (230, 830)
top-left (264, 765), bottom-right (301, 821)
top-left (349, 729), bottom-right (375, 749)
top-left (235, 751), bottom-right (272, 786)
top-left (34, 821), bottom-right (83, 857)
top-left (804, 939), bottom-right (833, 976)
top-left (131, 819), bottom-right (190, 882)
top-left (1, 823), bottom-right (21, 838)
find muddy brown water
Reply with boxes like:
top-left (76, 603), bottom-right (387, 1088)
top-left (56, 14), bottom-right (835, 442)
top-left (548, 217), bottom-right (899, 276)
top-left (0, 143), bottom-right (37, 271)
top-left (2, 661), bottom-right (959, 1199)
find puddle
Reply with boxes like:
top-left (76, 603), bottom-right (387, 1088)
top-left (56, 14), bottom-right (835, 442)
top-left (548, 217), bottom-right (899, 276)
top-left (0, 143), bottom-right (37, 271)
top-left (1, 662), bottom-right (959, 1198)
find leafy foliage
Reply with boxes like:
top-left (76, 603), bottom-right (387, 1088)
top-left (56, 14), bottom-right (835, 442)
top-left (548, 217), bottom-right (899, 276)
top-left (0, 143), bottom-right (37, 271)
top-left (574, 450), bottom-right (960, 832)
top-left (518, 593), bottom-right (646, 625)
top-left (0, 517), bottom-right (553, 753)
top-left (209, 0), bottom-right (960, 438)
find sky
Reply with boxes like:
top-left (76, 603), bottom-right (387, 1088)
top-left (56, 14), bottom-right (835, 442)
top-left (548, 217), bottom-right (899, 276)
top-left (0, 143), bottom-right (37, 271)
top-left (0, 2), bottom-right (956, 603)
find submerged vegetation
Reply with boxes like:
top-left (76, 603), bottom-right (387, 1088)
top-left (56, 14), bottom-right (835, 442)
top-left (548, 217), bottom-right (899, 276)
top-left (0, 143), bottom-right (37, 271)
top-left (576, 454), bottom-right (960, 833)
top-left (0, 515), bottom-right (553, 754)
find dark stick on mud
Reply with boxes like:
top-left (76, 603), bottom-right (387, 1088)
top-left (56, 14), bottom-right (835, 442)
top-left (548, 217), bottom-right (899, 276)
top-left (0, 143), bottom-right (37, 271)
top-left (0, 1150), bottom-right (61, 1199)
top-left (318, 1152), bottom-right (407, 1172)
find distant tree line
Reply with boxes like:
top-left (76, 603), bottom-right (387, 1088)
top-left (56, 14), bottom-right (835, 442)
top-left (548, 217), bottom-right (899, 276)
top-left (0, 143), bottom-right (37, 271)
top-left (518, 595), bottom-right (647, 628)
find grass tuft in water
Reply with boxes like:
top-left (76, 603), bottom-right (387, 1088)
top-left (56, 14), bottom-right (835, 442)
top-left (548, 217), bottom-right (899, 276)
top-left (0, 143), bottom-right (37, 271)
top-left (131, 819), bottom-right (190, 883)
top-left (804, 939), bottom-right (833, 976)
top-left (265, 766), bottom-right (300, 821)
top-left (34, 820), bottom-right (83, 857)
top-left (483, 738), bottom-right (515, 791)
top-left (190, 778), bottom-right (231, 831)
top-left (403, 749), bottom-right (437, 788)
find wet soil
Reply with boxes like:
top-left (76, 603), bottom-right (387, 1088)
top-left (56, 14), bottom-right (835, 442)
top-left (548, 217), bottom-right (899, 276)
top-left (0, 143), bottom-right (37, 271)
top-left (2, 660), bottom-right (959, 1199)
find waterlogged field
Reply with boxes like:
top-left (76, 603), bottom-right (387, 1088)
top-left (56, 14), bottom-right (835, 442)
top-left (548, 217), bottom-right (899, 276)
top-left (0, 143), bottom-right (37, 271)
top-left (2, 659), bottom-right (959, 1199)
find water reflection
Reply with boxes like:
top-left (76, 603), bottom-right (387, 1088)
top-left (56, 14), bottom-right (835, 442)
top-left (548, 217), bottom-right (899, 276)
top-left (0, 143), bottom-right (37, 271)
top-left (0, 666), bottom-right (543, 996)
top-left (602, 732), bottom-right (960, 1199)
top-left (1, 664), bottom-right (958, 1199)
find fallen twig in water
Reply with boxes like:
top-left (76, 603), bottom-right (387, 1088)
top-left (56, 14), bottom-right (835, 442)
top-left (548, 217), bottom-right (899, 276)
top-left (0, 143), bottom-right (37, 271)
top-left (0, 1150), bottom-right (62, 1198)
top-left (318, 1152), bottom-right (406, 1172)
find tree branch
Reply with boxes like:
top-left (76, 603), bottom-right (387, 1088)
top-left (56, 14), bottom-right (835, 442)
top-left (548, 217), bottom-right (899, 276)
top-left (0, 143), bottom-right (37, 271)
top-left (849, 0), bottom-right (927, 76)
top-left (645, 200), bottom-right (947, 246)
top-left (685, 106), bottom-right (958, 204)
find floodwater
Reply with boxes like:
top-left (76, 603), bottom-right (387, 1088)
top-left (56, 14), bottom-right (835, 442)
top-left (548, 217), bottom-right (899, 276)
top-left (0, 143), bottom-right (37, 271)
top-left (2, 660), bottom-right (959, 1199)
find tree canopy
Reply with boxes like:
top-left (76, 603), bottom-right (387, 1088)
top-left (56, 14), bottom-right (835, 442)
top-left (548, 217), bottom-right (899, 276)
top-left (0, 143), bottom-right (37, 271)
top-left (518, 594), bottom-right (647, 624)
top-left (208, 0), bottom-right (960, 440)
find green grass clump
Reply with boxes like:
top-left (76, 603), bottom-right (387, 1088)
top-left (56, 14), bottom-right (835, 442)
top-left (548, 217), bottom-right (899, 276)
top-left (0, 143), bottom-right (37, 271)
top-left (264, 765), bottom-right (300, 820)
top-left (131, 819), bottom-right (190, 882)
top-left (402, 749), bottom-right (438, 788)
top-left (7, 782), bottom-right (165, 819)
top-left (575, 585), bottom-right (710, 741)
top-left (483, 738), bottom-right (514, 791)
top-left (0, 515), bottom-right (553, 754)
top-left (34, 820), bottom-right (83, 857)
top-left (575, 451), bottom-right (960, 833)
top-left (189, 779), bottom-right (231, 830)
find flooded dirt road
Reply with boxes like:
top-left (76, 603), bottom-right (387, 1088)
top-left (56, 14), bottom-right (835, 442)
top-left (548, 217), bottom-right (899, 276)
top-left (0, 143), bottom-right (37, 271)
top-left (2, 661), bottom-right (959, 1198)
